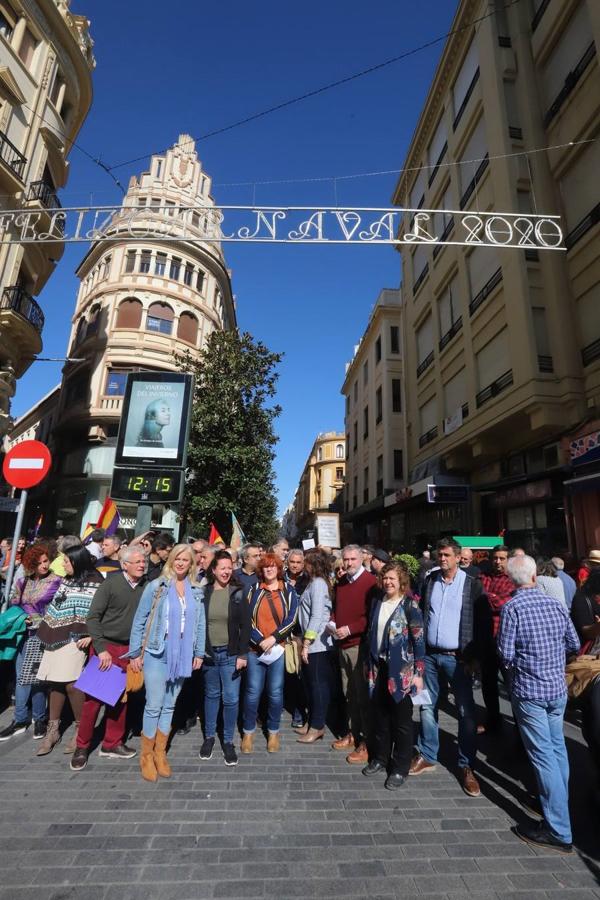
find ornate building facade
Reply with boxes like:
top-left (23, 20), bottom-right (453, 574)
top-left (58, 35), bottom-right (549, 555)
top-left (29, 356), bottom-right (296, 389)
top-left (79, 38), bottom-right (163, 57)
top-left (10, 135), bottom-right (237, 535)
top-left (0, 0), bottom-right (94, 435)
top-left (293, 432), bottom-right (346, 539)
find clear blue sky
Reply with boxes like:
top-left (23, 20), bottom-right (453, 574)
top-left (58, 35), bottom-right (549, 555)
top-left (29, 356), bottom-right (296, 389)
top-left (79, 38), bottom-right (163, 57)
top-left (14, 0), bottom-right (457, 514)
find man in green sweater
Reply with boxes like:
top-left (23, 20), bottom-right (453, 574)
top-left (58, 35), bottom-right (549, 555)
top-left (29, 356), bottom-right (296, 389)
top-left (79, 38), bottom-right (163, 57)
top-left (70, 548), bottom-right (146, 772)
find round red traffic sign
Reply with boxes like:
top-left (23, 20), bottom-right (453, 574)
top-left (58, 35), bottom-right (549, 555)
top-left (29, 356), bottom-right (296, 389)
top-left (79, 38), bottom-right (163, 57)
top-left (2, 440), bottom-right (52, 489)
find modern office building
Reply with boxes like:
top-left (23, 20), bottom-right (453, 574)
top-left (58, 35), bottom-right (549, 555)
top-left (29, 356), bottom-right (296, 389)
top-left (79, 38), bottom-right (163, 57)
top-left (9, 134), bottom-right (237, 535)
top-left (0, 0), bottom-right (94, 435)
top-left (386, 0), bottom-right (600, 556)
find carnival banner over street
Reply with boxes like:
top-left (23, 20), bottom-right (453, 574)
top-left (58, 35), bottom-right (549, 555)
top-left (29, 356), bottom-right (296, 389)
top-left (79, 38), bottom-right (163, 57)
top-left (0, 205), bottom-right (565, 250)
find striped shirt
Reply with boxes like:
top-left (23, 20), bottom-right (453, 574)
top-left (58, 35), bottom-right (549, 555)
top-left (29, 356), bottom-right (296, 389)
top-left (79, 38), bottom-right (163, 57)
top-left (497, 586), bottom-right (580, 700)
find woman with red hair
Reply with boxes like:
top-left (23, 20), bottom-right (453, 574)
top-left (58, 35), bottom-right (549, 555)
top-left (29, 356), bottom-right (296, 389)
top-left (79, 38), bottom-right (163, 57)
top-left (241, 552), bottom-right (298, 753)
top-left (0, 544), bottom-right (61, 742)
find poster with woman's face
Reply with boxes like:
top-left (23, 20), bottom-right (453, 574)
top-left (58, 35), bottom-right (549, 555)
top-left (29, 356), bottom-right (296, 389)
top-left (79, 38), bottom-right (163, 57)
top-left (122, 378), bottom-right (186, 459)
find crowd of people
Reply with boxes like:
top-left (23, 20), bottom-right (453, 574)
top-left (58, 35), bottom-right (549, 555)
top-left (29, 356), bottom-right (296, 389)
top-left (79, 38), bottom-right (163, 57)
top-left (0, 527), bottom-right (599, 857)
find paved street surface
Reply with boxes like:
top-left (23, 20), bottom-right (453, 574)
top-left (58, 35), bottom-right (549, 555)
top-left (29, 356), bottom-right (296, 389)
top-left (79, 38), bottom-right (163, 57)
top-left (0, 692), bottom-right (598, 900)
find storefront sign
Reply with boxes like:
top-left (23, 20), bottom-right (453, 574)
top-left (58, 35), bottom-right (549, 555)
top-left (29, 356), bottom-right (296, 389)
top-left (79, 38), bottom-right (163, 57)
top-left (0, 205), bottom-right (565, 250)
top-left (569, 430), bottom-right (600, 467)
top-left (491, 479), bottom-right (551, 508)
top-left (427, 484), bottom-right (469, 503)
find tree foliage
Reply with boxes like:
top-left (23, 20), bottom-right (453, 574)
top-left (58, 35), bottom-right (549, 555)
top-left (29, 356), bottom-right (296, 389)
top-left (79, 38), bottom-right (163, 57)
top-left (177, 330), bottom-right (282, 545)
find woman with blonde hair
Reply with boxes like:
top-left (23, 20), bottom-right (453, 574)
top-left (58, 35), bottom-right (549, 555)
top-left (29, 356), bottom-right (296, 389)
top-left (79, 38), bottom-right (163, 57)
top-left (129, 543), bottom-right (205, 781)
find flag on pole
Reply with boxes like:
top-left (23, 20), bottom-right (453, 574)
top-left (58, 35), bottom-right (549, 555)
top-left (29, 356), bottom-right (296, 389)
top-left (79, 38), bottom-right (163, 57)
top-left (83, 497), bottom-right (121, 543)
top-left (230, 512), bottom-right (246, 551)
top-left (81, 522), bottom-right (95, 542)
top-left (33, 513), bottom-right (43, 538)
top-left (208, 522), bottom-right (224, 544)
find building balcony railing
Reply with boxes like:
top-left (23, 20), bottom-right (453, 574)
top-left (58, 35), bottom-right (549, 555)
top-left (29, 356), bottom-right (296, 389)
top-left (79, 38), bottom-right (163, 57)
top-left (412, 262), bottom-right (429, 296)
top-left (538, 355), bottom-right (554, 373)
top-left (439, 316), bottom-right (463, 352)
top-left (416, 350), bottom-right (434, 379)
top-left (428, 142), bottom-right (448, 188)
top-left (433, 216), bottom-right (454, 259)
top-left (459, 154), bottom-right (489, 210)
top-left (0, 129), bottom-right (26, 181)
top-left (565, 202), bottom-right (600, 252)
top-left (0, 286), bottom-right (44, 334)
top-left (531, 0), bottom-right (550, 32)
top-left (476, 369), bottom-right (514, 408)
top-left (419, 426), bottom-right (438, 448)
top-left (582, 339), bottom-right (600, 368)
top-left (453, 68), bottom-right (480, 131)
top-left (543, 43), bottom-right (596, 128)
top-left (469, 267), bottom-right (503, 316)
top-left (27, 180), bottom-right (61, 210)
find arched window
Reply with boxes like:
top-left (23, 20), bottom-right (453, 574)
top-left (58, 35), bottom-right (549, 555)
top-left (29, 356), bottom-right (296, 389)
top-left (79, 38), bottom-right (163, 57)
top-left (177, 311), bottom-right (198, 345)
top-left (86, 304), bottom-right (101, 337)
top-left (147, 301), bottom-right (174, 335)
top-left (116, 298), bottom-right (142, 329)
top-left (335, 444), bottom-right (344, 459)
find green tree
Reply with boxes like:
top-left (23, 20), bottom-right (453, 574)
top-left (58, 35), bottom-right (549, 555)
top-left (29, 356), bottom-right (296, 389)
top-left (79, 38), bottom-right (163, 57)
top-left (177, 330), bottom-right (282, 545)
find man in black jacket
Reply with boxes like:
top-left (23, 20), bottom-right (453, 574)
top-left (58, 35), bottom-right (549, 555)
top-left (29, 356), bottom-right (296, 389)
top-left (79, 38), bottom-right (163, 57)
top-left (409, 537), bottom-right (487, 798)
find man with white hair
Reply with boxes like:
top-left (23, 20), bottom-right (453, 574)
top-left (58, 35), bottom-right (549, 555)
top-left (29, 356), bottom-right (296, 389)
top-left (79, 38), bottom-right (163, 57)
top-left (498, 554), bottom-right (580, 854)
top-left (551, 557), bottom-right (576, 610)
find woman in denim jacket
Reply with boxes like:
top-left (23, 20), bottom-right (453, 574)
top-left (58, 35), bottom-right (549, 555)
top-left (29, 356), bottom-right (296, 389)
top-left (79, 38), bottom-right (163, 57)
top-left (129, 544), bottom-right (205, 782)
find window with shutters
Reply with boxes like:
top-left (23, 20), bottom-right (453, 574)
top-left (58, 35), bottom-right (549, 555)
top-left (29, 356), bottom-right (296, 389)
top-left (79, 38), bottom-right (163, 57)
top-left (438, 275), bottom-right (461, 348)
top-left (459, 116), bottom-right (488, 203)
top-left (353, 421), bottom-right (358, 451)
top-left (376, 387), bottom-right (383, 424)
top-left (139, 250), bottom-right (151, 273)
top-left (146, 302), bottom-right (174, 335)
top-left (576, 285), bottom-right (600, 366)
top-left (116, 298), bottom-right (142, 329)
top-left (476, 328), bottom-right (512, 404)
top-left (452, 39), bottom-right (479, 126)
top-left (504, 80), bottom-right (521, 138)
top-left (468, 247), bottom-right (502, 314)
top-left (540, 1), bottom-right (594, 117)
top-left (392, 378), bottom-right (402, 413)
top-left (177, 311), bottom-right (199, 345)
top-left (363, 406), bottom-right (369, 439)
top-left (409, 169), bottom-right (426, 209)
top-left (124, 250), bottom-right (136, 274)
top-left (376, 455), bottom-right (384, 497)
top-left (196, 269), bottom-right (205, 292)
top-left (443, 368), bottom-right (467, 419)
top-left (434, 183), bottom-right (455, 240)
top-left (375, 336), bottom-right (381, 364)
top-left (154, 253), bottom-right (167, 276)
top-left (532, 307), bottom-right (553, 372)
top-left (336, 443), bottom-right (344, 459)
top-left (412, 243), bottom-right (429, 292)
top-left (419, 396), bottom-right (438, 445)
top-left (363, 467), bottom-right (369, 504)
top-left (170, 257), bottom-right (181, 280)
top-left (353, 381), bottom-right (358, 404)
top-left (559, 139), bottom-right (600, 239)
top-left (428, 113), bottom-right (447, 184)
top-left (416, 314), bottom-right (434, 373)
top-left (390, 325), bottom-right (400, 354)
top-left (363, 361), bottom-right (368, 385)
top-left (394, 449), bottom-right (403, 480)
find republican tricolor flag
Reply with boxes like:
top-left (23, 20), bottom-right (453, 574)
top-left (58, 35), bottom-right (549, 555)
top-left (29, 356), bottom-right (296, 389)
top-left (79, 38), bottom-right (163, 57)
top-left (83, 496), bottom-right (121, 542)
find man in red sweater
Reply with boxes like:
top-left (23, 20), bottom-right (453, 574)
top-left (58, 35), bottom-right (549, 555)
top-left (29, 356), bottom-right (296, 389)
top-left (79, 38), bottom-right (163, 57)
top-left (332, 544), bottom-right (377, 764)
top-left (478, 545), bottom-right (514, 734)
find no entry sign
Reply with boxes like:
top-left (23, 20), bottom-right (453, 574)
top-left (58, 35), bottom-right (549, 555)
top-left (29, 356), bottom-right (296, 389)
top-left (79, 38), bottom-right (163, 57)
top-left (2, 440), bottom-right (52, 489)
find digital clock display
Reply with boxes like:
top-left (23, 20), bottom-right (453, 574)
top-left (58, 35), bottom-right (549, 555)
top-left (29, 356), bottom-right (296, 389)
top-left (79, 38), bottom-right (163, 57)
top-left (111, 467), bottom-right (183, 503)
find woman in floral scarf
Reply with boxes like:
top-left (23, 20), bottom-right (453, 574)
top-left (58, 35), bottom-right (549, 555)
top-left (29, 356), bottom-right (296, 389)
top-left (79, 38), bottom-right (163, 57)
top-left (363, 561), bottom-right (424, 790)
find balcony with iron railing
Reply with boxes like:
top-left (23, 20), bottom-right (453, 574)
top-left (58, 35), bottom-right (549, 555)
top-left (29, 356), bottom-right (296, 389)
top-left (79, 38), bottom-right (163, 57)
top-left (0, 286), bottom-right (44, 334)
top-left (419, 426), bottom-right (438, 448)
top-left (453, 68), bottom-right (480, 131)
top-left (433, 217), bottom-right (454, 259)
top-left (469, 267), bottom-right (503, 317)
top-left (439, 316), bottom-right (463, 352)
top-left (0, 129), bottom-right (26, 181)
top-left (476, 370), bottom-right (514, 408)
top-left (460, 154), bottom-right (489, 210)
top-left (565, 202), bottom-right (600, 252)
top-left (416, 350), bottom-right (434, 379)
top-left (544, 43), bottom-right (596, 128)
top-left (27, 180), bottom-right (61, 210)
top-left (582, 339), bottom-right (600, 368)
top-left (412, 262), bottom-right (429, 297)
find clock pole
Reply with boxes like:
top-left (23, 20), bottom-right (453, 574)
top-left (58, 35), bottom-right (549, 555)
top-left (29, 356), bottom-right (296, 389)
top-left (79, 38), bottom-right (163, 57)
top-left (135, 502), bottom-right (152, 537)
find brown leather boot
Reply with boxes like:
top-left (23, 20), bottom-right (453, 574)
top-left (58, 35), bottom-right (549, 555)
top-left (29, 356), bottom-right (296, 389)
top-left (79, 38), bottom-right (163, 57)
top-left (346, 742), bottom-right (369, 764)
top-left (63, 722), bottom-right (80, 754)
top-left (36, 719), bottom-right (60, 756)
top-left (267, 732), bottom-right (280, 752)
top-left (297, 728), bottom-right (324, 744)
top-left (241, 732), bottom-right (254, 754)
top-left (140, 735), bottom-right (158, 782)
top-left (153, 730), bottom-right (172, 778)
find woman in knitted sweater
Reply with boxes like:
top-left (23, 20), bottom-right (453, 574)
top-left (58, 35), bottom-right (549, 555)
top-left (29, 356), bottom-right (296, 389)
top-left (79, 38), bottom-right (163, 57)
top-left (36, 546), bottom-right (103, 756)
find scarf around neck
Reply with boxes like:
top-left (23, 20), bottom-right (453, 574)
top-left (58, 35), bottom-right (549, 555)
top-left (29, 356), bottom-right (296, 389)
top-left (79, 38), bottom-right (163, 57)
top-left (166, 578), bottom-right (195, 680)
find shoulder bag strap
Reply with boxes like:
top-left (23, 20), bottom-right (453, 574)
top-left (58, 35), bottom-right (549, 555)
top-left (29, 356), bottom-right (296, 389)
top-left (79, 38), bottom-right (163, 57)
top-left (264, 588), bottom-right (283, 629)
top-left (140, 582), bottom-right (164, 656)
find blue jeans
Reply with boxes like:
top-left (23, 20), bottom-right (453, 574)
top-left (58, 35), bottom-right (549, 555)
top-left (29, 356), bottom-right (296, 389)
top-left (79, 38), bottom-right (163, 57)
top-left (243, 650), bottom-right (284, 734)
top-left (15, 636), bottom-right (47, 725)
top-left (417, 652), bottom-right (476, 768)
top-left (142, 650), bottom-right (184, 738)
top-left (203, 647), bottom-right (241, 743)
top-left (513, 696), bottom-right (572, 844)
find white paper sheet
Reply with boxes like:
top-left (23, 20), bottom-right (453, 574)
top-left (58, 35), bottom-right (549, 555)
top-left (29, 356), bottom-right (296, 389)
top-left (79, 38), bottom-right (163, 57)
top-left (257, 643), bottom-right (284, 666)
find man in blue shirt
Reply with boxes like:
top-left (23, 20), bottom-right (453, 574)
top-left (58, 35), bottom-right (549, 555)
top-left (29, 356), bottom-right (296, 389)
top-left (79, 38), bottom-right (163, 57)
top-left (498, 554), bottom-right (580, 854)
top-left (409, 537), bottom-right (486, 798)
top-left (551, 557), bottom-right (577, 610)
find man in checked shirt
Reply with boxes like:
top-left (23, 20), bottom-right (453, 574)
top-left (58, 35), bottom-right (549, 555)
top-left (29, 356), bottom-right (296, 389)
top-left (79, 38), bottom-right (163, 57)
top-left (498, 554), bottom-right (580, 854)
